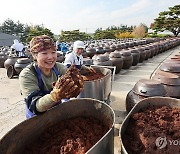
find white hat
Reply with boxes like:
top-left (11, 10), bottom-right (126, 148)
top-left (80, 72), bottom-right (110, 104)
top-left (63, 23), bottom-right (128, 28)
top-left (73, 40), bottom-right (85, 50)
top-left (14, 39), bottom-right (19, 44)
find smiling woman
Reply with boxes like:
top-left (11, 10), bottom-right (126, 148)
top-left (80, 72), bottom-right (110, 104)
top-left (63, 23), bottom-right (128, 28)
top-left (32, 49), bottom-right (57, 75)
top-left (19, 35), bottom-right (82, 119)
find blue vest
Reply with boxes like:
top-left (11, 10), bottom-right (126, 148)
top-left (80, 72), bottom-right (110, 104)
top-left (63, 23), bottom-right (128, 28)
top-left (25, 66), bottom-right (60, 119)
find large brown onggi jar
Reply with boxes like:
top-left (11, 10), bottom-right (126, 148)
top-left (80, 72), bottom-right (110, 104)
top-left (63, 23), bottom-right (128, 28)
top-left (126, 79), bottom-right (167, 113)
top-left (119, 50), bottom-right (133, 69)
top-left (83, 57), bottom-right (93, 66)
top-left (14, 58), bottom-right (31, 75)
top-left (136, 47), bottom-right (146, 63)
top-left (165, 57), bottom-right (180, 64)
top-left (0, 52), bottom-right (7, 68)
top-left (86, 47), bottom-right (96, 59)
top-left (143, 46), bottom-right (151, 60)
top-left (95, 46), bottom-right (105, 54)
top-left (4, 56), bottom-right (18, 69)
top-left (129, 49), bottom-right (140, 66)
top-left (159, 62), bottom-right (180, 76)
top-left (109, 51), bottom-right (123, 74)
top-left (151, 70), bottom-right (180, 99)
top-left (110, 44), bottom-right (116, 52)
top-left (103, 46), bottom-right (111, 53)
top-left (92, 54), bottom-right (112, 66)
top-left (148, 45), bottom-right (156, 57)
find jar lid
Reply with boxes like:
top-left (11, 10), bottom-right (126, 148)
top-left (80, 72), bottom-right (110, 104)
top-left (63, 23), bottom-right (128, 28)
top-left (17, 58), bottom-right (30, 64)
top-left (165, 58), bottom-right (180, 64)
top-left (152, 70), bottom-right (180, 85)
top-left (95, 54), bottom-right (109, 62)
top-left (132, 79), bottom-right (167, 96)
top-left (160, 63), bottom-right (180, 73)
top-left (86, 47), bottom-right (96, 53)
top-left (120, 51), bottom-right (131, 57)
top-left (109, 52), bottom-right (121, 58)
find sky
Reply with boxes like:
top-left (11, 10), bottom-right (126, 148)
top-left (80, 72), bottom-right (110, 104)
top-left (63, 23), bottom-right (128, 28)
top-left (0, 0), bottom-right (179, 34)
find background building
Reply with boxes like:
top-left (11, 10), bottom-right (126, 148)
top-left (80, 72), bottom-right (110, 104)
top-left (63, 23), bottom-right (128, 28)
top-left (0, 32), bottom-right (19, 47)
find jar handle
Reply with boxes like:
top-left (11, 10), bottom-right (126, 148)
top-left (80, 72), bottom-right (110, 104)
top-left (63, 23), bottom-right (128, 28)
top-left (140, 89), bottom-right (147, 94)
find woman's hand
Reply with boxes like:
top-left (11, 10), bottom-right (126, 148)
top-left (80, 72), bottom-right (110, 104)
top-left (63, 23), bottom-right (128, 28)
top-left (50, 77), bottom-right (78, 102)
top-left (50, 65), bottom-right (85, 102)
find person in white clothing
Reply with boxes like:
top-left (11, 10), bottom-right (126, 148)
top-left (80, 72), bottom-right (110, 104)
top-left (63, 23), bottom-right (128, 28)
top-left (64, 40), bottom-right (84, 69)
top-left (64, 40), bottom-right (96, 78)
top-left (11, 39), bottom-right (25, 57)
top-left (56, 37), bottom-right (61, 51)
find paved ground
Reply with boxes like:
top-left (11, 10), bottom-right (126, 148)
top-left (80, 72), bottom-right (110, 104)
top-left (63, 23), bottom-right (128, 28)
top-left (0, 45), bottom-right (179, 153)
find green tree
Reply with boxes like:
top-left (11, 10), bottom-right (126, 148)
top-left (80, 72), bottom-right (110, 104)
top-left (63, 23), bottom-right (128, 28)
top-left (152, 5), bottom-right (180, 36)
top-left (93, 30), bottom-right (116, 40)
top-left (0, 18), bottom-right (31, 43)
top-left (0, 18), bottom-right (16, 35)
top-left (140, 23), bottom-right (148, 33)
top-left (27, 25), bottom-right (54, 42)
top-left (59, 30), bottom-right (92, 42)
top-left (93, 25), bottom-right (135, 39)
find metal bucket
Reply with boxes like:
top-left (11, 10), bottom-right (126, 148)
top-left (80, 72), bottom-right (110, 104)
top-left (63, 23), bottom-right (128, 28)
top-left (0, 98), bottom-right (115, 154)
top-left (78, 66), bottom-right (111, 101)
top-left (120, 97), bottom-right (180, 154)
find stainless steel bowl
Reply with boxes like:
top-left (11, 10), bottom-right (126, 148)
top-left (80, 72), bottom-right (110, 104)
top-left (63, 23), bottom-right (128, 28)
top-left (78, 66), bottom-right (112, 101)
top-left (0, 98), bottom-right (115, 154)
top-left (120, 97), bottom-right (180, 154)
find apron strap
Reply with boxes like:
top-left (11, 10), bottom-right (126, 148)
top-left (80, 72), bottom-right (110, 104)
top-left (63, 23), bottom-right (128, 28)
top-left (52, 66), bottom-right (60, 77)
top-left (35, 66), bottom-right (43, 91)
top-left (35, 65), bottom-right (59, 93)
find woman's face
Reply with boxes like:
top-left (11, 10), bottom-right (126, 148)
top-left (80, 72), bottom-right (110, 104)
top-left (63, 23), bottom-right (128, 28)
top-left (35, 49), bottom-right (57, 70)
top-left (75, 48), bottom-right (84, 56)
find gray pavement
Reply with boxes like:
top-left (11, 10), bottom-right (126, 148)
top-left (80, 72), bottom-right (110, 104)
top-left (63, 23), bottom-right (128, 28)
top-left (0, 45), bottom-right (179, 153)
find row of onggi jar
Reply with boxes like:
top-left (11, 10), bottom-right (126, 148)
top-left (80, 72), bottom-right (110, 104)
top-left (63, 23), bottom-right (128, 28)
top-left (0, 37), bottom-right (180, 78)
top-left (126, 51), bottom-right (180, 113)
top-left (83, 37), bottom-right (180, 74)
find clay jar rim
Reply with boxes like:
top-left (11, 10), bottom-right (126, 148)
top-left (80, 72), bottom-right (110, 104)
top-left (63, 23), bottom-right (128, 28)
top-left (152, 70), bottom-right (180, 85)
top-left (132, 79), bottom-right (167, 97)
top-left (95, 47), bottom-right (105, 54)
top-left (129, 49), bottom-right (140, 54)
top-left (17, 58), bottom-right (31, 64)
top-left (116, 44), bottom-right (122, 48)
top-left (164, 57), bottom-right (180, 64)
top-left (103, 46), bottom-right (110, 50)
top-left (86, 47), bottom-right (96, 54)
top-left (174, 54), bottom-right (180, 57)
top-left (120, 51), bottom-right (131, 57)
top-left (109, 52), bottom-right (121, 58)
top-left (160, 62), bottom-right (180, 73)
top-left (110, 45), bottom-right (116, 49)
top-left (95, 54), bottom-right (109, 62)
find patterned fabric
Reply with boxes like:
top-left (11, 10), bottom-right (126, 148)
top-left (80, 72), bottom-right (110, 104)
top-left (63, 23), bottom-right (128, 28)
top-left (30, 35), bottom-right (56, 53)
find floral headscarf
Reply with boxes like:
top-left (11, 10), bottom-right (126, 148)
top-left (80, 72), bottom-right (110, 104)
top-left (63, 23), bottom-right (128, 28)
top-left (30, 35), bottom-right (56, 53)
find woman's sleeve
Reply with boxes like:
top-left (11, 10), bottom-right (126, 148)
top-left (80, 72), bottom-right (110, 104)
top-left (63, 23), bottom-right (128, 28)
top-left (19, 67), bottom-right (39, 98)
top-left (19, 68), bottom-right (56, 114)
